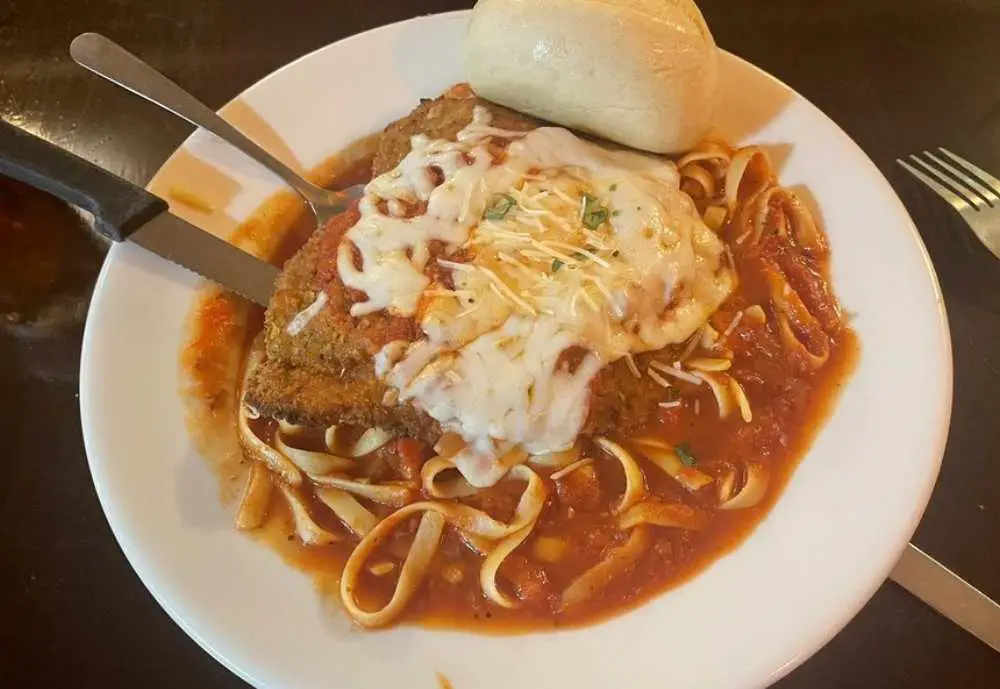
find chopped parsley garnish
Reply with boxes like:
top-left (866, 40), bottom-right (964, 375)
top-left (612, 210), bottom-right (621, 217)
top-left (551, 259), bottom-right (564, 272)
top-left (674, 442), bottom-right (697, 467)
top-left (484, 193), bottom-right (516, 220)
top-left (609, 183), bottom-right (618, 192)
top-left (581, 194), bottom-right (610, 229)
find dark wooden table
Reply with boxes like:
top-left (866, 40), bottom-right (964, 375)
top-left (2, 0), bottom-right (999, 686)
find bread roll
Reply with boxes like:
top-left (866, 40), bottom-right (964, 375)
top-left (465, 0), bottom-right (719, 154)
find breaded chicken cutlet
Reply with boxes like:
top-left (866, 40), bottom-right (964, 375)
top-left (244, 90), bottom-right (677, 442)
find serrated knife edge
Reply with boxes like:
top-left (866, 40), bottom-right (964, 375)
top-left (129, 212), bottom-right (280, 306)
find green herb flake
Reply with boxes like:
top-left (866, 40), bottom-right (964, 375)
top-left (484, 193), bottom-right (516, 221)
top-left (665, 386), bottom-right (679, 401)
top-left (674, 442), bottom-right (697, 467)
top-left (551, 259), bottom-right (564, 272)
top-left (581, 194), bottom-right (610, 230)
top-left (609, 183), bottom-right (618, 192)
top-left (612, 210), bottom-right (621, 217)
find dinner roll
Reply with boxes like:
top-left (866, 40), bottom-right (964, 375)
top-left (465, 0), bottom-right (719, 154)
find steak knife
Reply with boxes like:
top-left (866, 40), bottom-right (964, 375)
top-left (0, 118), bottom-right (279, 306)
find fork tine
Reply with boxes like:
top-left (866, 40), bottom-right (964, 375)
top-left (897, 158), bottom-right (972, 212)
top-left (923, 151), bottom-right (998, 206)
top-left (908, 155), bottom-right (984, 208)
top-left (938, 148), bottom-right (1000, 196)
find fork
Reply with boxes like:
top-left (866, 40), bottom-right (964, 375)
top-left (897, 148), bottom-right (1000, 258)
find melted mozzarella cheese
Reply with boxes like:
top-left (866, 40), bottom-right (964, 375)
top-left (341, 107), bottom-right (733, 486)
top-left (285, 291), bottom-right (328, 336)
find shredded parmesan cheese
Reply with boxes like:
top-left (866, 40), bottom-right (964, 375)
top-left (723, 311), bottom-right (744, 339)
top-left (649, 360), bottom-right (704, 385)
top-left (355, 108), bottom-right (732, 486)
top-left (624, 353), bottom-right (641, 378)
top-left (646, 367), bottom-right (674, 389)
top-left (480, 265), bottom-right (538, 315)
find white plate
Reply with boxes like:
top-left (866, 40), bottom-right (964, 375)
top-left (80, 11), bottom-right (952, 689)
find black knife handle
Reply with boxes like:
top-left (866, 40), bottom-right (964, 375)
top-left (0, 117), bottom-right (166, 241)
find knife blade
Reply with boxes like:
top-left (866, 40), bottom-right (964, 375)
top-left (129, 212), bottom-right (279, 306)
top-left (0, 117), bottom-right (279, 306)
top-left (890, 543), bottom-right (1000, 653)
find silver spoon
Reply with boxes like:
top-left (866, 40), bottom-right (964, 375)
top-left (69, 32), bottom-right (362, 227)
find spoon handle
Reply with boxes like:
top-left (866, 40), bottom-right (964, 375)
top-left (69, 32), bottom-right (326, 205)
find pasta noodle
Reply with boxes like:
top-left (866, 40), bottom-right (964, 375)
top-left (203, 130), bottom-right (854, 630)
